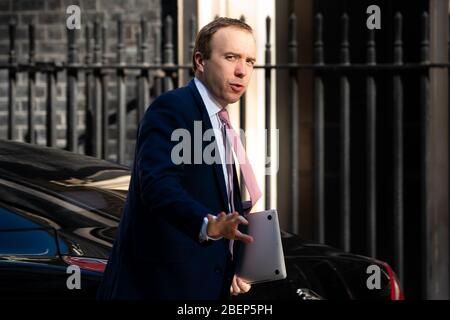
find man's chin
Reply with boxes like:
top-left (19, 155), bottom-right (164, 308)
top-left (227, 96), bottom-right (244, 105)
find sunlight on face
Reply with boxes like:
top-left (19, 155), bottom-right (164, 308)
top-left (196, 27), bottom-right (256, 107)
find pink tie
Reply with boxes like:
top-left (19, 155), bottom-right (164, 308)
top-left (218, 108), bottom-right (261, 258)
top-left (218, 108), bottom-right (262, 209)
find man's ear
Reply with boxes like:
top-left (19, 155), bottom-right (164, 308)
top-left (194, 52), bottom-right (205, 72)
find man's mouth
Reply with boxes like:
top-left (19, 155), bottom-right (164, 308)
top-left (230, 83), bottom-right (244, 92)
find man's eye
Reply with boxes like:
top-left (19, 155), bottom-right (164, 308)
top-left (226, 55), bottom-right (236, 61)
top-left (247, 60), bottom-right (255, 66)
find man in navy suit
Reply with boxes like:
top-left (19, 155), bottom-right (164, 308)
top-left (98, 17), bottom-right (258, 299)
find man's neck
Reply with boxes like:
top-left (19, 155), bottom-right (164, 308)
top-left (194, 77), bottom-right (228, 111)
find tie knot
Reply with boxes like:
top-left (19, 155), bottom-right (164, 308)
top-left (218, 108), bottom-right (231, 128)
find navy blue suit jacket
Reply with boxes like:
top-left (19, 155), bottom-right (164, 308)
top-left (97, 80), bottom-right (246, 299)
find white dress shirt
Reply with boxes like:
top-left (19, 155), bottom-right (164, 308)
top-left (194, 78), bottom-right (231, 242)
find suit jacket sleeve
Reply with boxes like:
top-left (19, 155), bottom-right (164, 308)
top-left (136, 93), bottom-right (210, 242)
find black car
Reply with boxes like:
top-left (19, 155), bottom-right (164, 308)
top-left (0, 140), bottom-right (403, 300)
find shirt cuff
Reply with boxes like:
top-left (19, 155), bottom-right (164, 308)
top-left (199, 216), bottom-right (223, 242)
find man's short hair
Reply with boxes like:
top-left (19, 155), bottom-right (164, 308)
top-left (192, 17), bottom-right (253, 72)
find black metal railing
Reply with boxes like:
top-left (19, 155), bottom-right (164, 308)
top-left (1, 15), bottom-right (187, 161)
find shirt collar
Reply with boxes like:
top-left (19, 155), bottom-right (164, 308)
top-left (194, 77), bottom-right (226, 118)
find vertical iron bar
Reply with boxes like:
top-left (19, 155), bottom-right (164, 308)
top-left (8, 20), bottom-right (17, 141)
top-left (117, 17), bottom-right (126, 164)
top-left (142, 16), bottom-right (150, 101)
top-left (265, 16), bottom-right (272, 210)
top-left (27, 23), bottom-right (36, 144)
top-left (422, 9), bottom-right (430, 299)
top-left (92, 19), bottom-right (103, 158)
top-left (289, 13), bottom-right (299, 234)
top-left (66, 27), bottom-right (77, 152)
top-left (189, 14), bottom-right (196, 78)
top-left (154, 27), bottom-right (162, 97)
top-left (314, 13), bottom-right (325, 244)
top-left (419, 11), bottom-right (430, 299)
top-left (393, 12), bottom-right (404, 285)
top-left (163, 15), bottom-right (174, 92)
top-left (84, 22), bottom-right (93, 155)
top-left (101, 21), bottom-right (108, 159)
top-left (366, 28), bottom-right (377, 257)
top-left (137, 16), bottom-right (150, 122)
top-left (46, 70), bottom-right (56, 147)
top-left (340, 13), bottom-right (351, 252)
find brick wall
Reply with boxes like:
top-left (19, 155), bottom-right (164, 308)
top-left (0, 0), bottom-right (161, 166)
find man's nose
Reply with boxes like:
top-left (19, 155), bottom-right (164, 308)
top-left (234, 60), bottom-right (247, 78)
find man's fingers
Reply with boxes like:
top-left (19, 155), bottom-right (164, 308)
top-left (209, 212), bottom-right (226, 223)
top-left (225, 212), bottom-right (239, 220)
top-left (230, 276), bottom-right (251, 296)
top-left (211, 212), bottom-right (252, 242)
top-left (231, 276), bottom-right (240, 296)
top-left (234, 215), bottom-right (248, 225)
top-left (225, 213), bottom-right (248, 226)
top-left (234, 230), bottom-right (254, 244)
top-left (217, 212), bottom-right (226, 220)
top-left (236, 277), bottom-right (251, 293)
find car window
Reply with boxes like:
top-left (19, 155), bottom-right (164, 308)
top-left (0, 207), bottom-right (40, 230)
top-left (0, 229), bottom-right (58, 257)
top-left (0, 181), bottom-right (118, 229)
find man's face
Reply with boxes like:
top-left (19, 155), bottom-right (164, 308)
top-left (195, 27), bottom-right (256, 107)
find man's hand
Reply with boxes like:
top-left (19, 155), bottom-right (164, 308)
top-left (230, 275), bottom-right (251, 296)
top-left (206, 212), bottom-right (253, 244)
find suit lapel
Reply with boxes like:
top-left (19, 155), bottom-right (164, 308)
top-left (187, 80), bottom-right (229, 212)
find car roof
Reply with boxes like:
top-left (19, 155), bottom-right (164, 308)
top-left (0, 139), bottom-right (131, 223)
top-left (0, 139), bottom-right (129, 180)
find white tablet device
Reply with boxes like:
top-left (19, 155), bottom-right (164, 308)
top-left (235, 209), bottom-right (287, 284)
